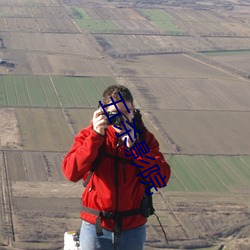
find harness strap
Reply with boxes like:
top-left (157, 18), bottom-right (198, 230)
top-left (83, 171), bottom-right (94, 188)
top-left (83, 140), bottom-right (106, 187)
top-left (82, 205), bottom-right (142, 236)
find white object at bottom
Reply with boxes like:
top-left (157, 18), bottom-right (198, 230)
top-left (64, 231), bottom-right (80, 250)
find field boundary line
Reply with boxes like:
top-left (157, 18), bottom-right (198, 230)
top-left (23, 76), bottom-right (32, 106)
top-left (70, 19), bottom-right (83, 33)
top-left (12, 76), bottom-right (18, 106)
top-left (23, 75), bottom-right (33, 107)
top-left (91, 77), bottom-right (104, 102)
top-left (20, 151), bottom-right (28, 180)
top-left (58, 1), bottom-right (83, 33)
top-left (159, 190), bottom-right (190, 239)
top-left (4, 47), bottom-right (103, 58)
top-left (200, 156), bottom-right (228, 191)
top-left (3, 75), bottom-right (18, 107)
top-left (143, 111), bottom-right (180, 154)
top-left (75, 77), bottom-right (91, 107)
top-left (49, 76), bottom-right (75, 135)
top-left (184, 52), bottom-right (250, 82)
top-left (49, 76), bottom-right (62, 107)
top-left (1, 149), bottom-right (67, 154)
top-left (239, 156), bottom-right (250, 171)
top-left (91, 77), bottom-right (103, 97)
top-left (61, 108), bottom-right (76, 136)
top-left (183, 158), bottom-right (208, 192)
top-left (169, 164), bottom-right (187, 192)
top-left (0, 76), bottom-right (8, 106)
top-left (147, 108), bottom-right (250, 113)
top-left (37, 76), bottom-right (49, 107)
top-left (0, 151), bottom-right (15, 245)
top-left (220, 157), bottom-right (245, 185)
top-left (63, 77), bottom-right (78, 107)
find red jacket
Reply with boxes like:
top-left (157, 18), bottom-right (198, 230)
top-left (62, 124), bottom-right (171, 231)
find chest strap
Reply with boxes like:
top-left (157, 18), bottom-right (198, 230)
top-left (82, 205), bottom-right (142, 236)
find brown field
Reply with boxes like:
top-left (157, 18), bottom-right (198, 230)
top-left (16, 108), bottom-right (73, 151)
top-left (114, 75), bottom-right (250, 113)
top-left (1, 0), bottom-right (250, 250)
top-left (1, 17), bottom-right (79, 33)
top-left (94, 33), bottom-right (250, 56)
top-left (113, 53), bottom-right (232, 78)
top-left (206, 37), bottom-right (250, 51)
top-left (167, 8), bottom-right (250, 36)
top-left (206, 52), bottom-right (250, 73)
top-left (0, 4), bottom-right (78, 33)
top-left (5, 32), bottom-right (101, 56)
top-left (150, 110), bottom-right (250, 155)
top-left (0, 108), bottom-right (21, 149)
top-left (2, 31), bottom-right (112, 75)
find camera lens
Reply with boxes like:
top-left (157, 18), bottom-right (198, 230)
top-left (107, 112), bottom-right (123, 125)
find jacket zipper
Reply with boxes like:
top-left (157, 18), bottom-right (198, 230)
top-left (114, 138), bottom-right (128, 237)
top-left (115, 145), bottom-right (119, 212)
top-left (122, 160), bottom-right (126, 183)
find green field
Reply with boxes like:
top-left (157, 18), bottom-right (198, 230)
top-left (71, 7), bottom-right (90, 19)
top-left (138, 9), bottom-right (183, 33)
top-left (138, 9), bottom-right (173, 21)
top-left (0, 75), bottom-right (115, 108)
top-left (202, 50), bottom-right (250, 56)
top-left (70, 7), bottom-right (119, 32)
top-left (71, 7), bottom-right (183, 33)
top-left (75, 19), bottom-right (119, 32)
top-left (165, 155), bottom-right (250, 192)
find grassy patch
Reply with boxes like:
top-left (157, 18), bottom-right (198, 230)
top-left (202, 50), bottom-right (250, 56)
top-left (138, 8), bottom-right (183, 33)
top-left (71, 7), bottom-right (118, 32)
top-left (154, 20), bottom-right (183, 33)
top-left (75, 19), bottom-right (118, 32)
top-left (166, 155), bottom-right (250, 193)
top-left (71, 7), bottom-right (90, 19)
top-left (138, 9), bottom-right (173, 21)
top-left (0, 75), bottom-right (116, 108)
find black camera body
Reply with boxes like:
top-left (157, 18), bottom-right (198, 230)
top-left (107, 112), bottom-right (123, 125)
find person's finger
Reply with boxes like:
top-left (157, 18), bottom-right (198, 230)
top-left (95, 116), bottom-right (108, 128)
top-left (93, 109), bottom-right (103, 119)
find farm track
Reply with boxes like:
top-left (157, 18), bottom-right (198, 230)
top-left (184, 52), bottom-right (250, 80)
top-left (0, 152), bottom-right (15, 247)
top-left (159, 191), bottom-right (190, 239)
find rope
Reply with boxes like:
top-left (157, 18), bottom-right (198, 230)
top-left (153, 212), bottom-right (169, 244)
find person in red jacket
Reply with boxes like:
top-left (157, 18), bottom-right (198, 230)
top-left (62, 85), bottom-right (171, 250)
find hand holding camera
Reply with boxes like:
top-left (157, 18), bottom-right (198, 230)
top-left (106, 111), bottom-right (136, 148)
top-left (93, 109), bottom-right (135, 147)
top-left (93, 109), bottom-right (108, 136)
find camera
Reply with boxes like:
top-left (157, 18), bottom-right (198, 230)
top-left (107, 112), bottom-right (124, 125)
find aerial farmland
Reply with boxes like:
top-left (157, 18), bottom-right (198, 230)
top-left (1, 0), bottom-right (250, 250)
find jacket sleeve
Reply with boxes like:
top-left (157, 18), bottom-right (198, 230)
top-left (133, 128), bottom-right (171, 189)
top-left (62, 127), bottom-right (105, 182)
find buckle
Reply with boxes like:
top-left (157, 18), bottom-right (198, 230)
top-left (101, 211), bottom-right (114, 219)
